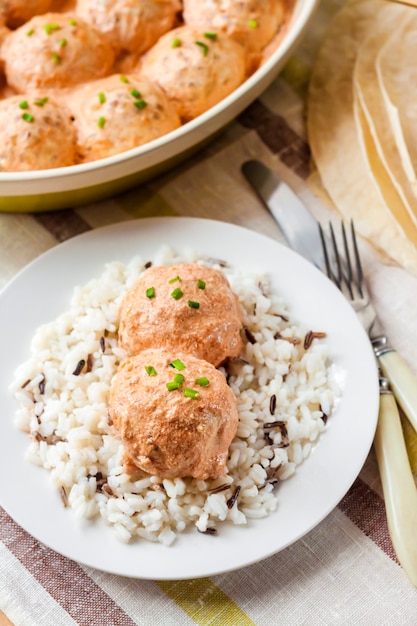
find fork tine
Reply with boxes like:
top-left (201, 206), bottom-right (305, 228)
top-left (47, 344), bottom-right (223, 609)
top-left (329, 222), bottom-right (343, 290)
top-left (340, 222), bottom-right (354, 300)
top-left (350, 220), bottom-right (364, 298)
top-left (318, 223), bottom-right (332, 280)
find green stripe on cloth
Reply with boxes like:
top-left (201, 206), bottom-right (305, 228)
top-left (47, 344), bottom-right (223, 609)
top-left (116, 188), bottom-right (177, 218)
top-left (158, 579), bottom-right (255, 625)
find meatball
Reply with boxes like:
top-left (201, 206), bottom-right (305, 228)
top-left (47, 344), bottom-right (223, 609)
top-left (1, 13), bottom-right (114, 93)
top-left (0, 94), bottom-right (76, 171)
top-left (0, 0), bottom-right (54, 28)
top-left (139, 25), bottom-right (246, 122)
top-left (118, 263), bottom-right (243, 366)
top-left (108, 349), bottom-right (239, 479)
top-left (67, 73), bottom-right (181, 163)
top-left (75, 0), bottom-right (181, 56)
top-left (182, 0), bottom-right (287, 72)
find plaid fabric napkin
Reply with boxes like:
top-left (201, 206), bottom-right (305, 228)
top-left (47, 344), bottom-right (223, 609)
top-left (1, 0), bottom-right (417, 624)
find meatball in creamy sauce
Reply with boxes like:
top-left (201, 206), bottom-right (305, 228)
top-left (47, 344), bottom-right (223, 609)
top-left (66, 73), bottom-right (181, 163)
top-left (1, 12), bottom-right (114, 93)
top-left (0, 94), bottom-right (76, 170)
top-left (182, 0), bottom-right (287, 72)
top-left (76, 0), bottom-right (181, 56)
top-left (108, 348), bottom-right (239, 479)
top-left (139, 25), bottom-right (247, 122)
top-left (118, 263), bottom-right (243, 366)
top-left (0, 0), bottom-right (54, 28)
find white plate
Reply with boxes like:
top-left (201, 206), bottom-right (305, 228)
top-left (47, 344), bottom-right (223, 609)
top-left (0, 217), bottom-right (379, 580)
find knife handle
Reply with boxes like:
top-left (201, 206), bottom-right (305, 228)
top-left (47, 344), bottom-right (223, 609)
top-left (373, 388), bottom-right (417, 587)
top-left (377, 350), bottom-right (417, 433)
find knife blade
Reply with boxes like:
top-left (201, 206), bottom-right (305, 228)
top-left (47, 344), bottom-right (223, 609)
top-left (241, 160), bottom-right (326, 270)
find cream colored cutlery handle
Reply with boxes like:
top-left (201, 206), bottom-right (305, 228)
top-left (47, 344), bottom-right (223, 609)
top-left (374, 392), bottom-right (417, 587)
top-left (378, 350), bottom-right (417, 433)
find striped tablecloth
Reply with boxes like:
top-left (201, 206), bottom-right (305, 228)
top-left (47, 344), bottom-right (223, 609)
top-left (1, 1), bottom-right (417, 623)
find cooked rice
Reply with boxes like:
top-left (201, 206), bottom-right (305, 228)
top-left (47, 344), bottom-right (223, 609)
top-left (10, 246), bottom-right (340, 546)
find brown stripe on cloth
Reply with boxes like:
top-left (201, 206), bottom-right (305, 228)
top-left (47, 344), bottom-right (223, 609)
top-left (238, 100), bottom-right (311, 180)
top-left (33, 209), bottom-right (92, 242)
top-left (338, 477), bottom-right (398, 563)
top-left (0, 507), bottom-right (136, 626)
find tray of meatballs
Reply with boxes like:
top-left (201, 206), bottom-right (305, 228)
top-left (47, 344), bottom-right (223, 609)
top-left (1, 218), bottom-right (379, 579)
top-left (0, 0), bottom-right (294, 171)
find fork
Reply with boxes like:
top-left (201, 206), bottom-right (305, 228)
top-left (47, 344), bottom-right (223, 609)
top-left (319, 220), bottom-right (417, 587)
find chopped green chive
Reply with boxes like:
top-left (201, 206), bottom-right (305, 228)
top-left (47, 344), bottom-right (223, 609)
top-left (146, 286), bottom-right (155, 298)
top-left (166, 381), bottom-right (180, 391)
top-left (173, 373), bottom-right (184, 385)
top-left (172, 37), bottom-right (181, 48)
top-left (169, 359), bottom-right (186, 371)
top-left (19, 100), bottom-right (29, 110)
top-left (248, 19), bottom-right (258, 28)
top-left (98, 92), bottom-right (106, 104)
top-left (171, 287), bottom-right (183, 300)
top-left (195, 41), bottom-right (209, 56)
top-left (44, 23), bottom-right (60, 35)
top-left (145, 366), bottom-right (157, 376)
top-left (22, 113), bottom-right (34, 123)
top-left (69, 18), bottom-right (77, 26)
top-left (204, 32), bottom-right (217, 40)
top-left (134, 99), bottom-right (147, 110)
top-left (196, 377), bottom-right (210, 387)
top-left (130, 88), bottom-right (141, 99)
top-left (97, 116), bottom-right (106, 128)
top-left (120, 75), bottom-right (129, 83)
top-left (51, 52), bottom-right (61, 64)
top-left (197, 279), bottom-right (206, 289)
top-left (60, 38), bottom-right (67, 47)
top-left (188, 300), bottom-right (200, 309)
top-left (34, 97), bottom-right (48, 106)
top-left (184, 388), bottom-right (199, 399)
top-left (26, 28), bottom-right (35, 36)
top-left (168, 275), bottom-right (181, 284)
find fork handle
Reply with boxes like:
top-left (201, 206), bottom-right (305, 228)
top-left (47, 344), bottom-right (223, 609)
top-left (377, 350), bottom-right (417, 433)
top-left (374, 388), bottom-right (417, 587)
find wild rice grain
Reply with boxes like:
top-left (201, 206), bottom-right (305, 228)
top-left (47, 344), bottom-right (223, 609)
top-left (227, 486), bottom-right (241, 509)
top-left (72, 359), bottom-right (85, 376)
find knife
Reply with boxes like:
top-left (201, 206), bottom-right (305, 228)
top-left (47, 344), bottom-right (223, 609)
top-left (242, 158), bottom-right (417, 587)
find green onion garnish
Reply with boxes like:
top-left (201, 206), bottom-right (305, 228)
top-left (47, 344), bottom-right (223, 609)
top-left (19, 101), bottom-right (29, 110)
top-left (171, 287), bottom-right (183, 300)
top-left (169, 275), bottom-right (181, 284)
top-left (197, 279), bottom-right (206, 289)
top-left (98, 92), bottom-right (106, 104)
top-left (97, 116), bottom-right (106, 128)
top-left (248, 19), bottom-right (258, 28)
top-left (196, 377), bottom-right (210, 387)
top-left (195, 41), bottom-right (209, 56)
top-left (120, 75), bottom-right (129, 83)
top-left (69, 18), bottom-right (77, 26)
top-left (134, 99), bottom-right (147, 110)
top-left (166, 381), bottom-right (180, 391)
top-left (172, 37), bottom-right (181, 48)
top-left (130, 88), bottom-right (141, 99)
top-left (60, 38), bottom-right (67, 47)
top-left (184, 388), bottom-right (199, 399)
top-left (26, 28), bottom-right (35, 36)
top-left (146, 286), bottom-right (155, 298)
top-left (44, 23), bottom-right (60, 35)
top-left (34, 97), bottom-right (48, 106)
top-left (188, 300), bottom-right (200, 309)
top-left (145, 366), bottom-right (157, 376)
top-left (51, 52), bottom-right (61, 64)
top-left (173, 373), bottom-right (184, 385)
top-left (22, 113), bottom-right (34, 123)
top-left (204, 32), bottom-right (217, 40)
top-left (169, 359), bottom-right (186, 371)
